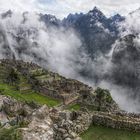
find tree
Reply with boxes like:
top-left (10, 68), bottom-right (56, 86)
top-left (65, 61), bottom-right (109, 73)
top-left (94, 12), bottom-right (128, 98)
top-left (7, 68), bottom-right (20, 86)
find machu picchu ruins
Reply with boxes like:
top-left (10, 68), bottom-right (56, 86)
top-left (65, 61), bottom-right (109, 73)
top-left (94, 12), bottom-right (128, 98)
top-left (0, 59), bottom-right (140, 140)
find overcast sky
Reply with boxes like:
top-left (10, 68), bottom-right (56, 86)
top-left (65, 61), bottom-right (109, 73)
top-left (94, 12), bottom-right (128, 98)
top-left (0, 0), bottom-right (139, 19)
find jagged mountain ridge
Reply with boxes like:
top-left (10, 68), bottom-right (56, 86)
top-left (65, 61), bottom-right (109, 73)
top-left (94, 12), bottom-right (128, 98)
top-left (63, 7), bottom-right (125, 57)
top-left (0, 7), bottom-right (125, 59)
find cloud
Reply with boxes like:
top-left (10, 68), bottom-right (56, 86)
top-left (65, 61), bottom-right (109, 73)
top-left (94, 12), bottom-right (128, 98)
top-left (118, 8), bottom-right (140, 36)
top-left (0, 0), bottom-right (36, 12)
top-left (0, 0), bottom-right (139, 19)
top-left (0, 12), bottom-right (84, 80)
top-left (99, 81), bottom-right (140, 113)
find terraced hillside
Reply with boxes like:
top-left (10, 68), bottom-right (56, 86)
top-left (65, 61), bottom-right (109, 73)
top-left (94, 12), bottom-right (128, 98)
top-left (0, 59), bottom-right (94, 107)
top-left (0, 59), bottom-right (119, 113)
top-left (0, 59), bottom-right (62, 107)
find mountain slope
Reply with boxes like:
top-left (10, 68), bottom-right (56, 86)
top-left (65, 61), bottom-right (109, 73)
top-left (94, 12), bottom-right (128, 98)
top-left (111, 34), bottom-right (140, 100)
top-left (0, 59), bottom-right (118, 111)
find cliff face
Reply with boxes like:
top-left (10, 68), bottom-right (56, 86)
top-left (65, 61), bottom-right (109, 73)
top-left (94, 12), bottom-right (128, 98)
top-left (111, 34), bottom-right (140, 99)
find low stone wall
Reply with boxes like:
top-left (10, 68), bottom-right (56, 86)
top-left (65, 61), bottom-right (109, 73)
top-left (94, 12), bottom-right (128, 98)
top-left (92, 112), bottom-right (140, 132)
top-left (51, 110), bottom-right (93, 140)
top-left (40, 86), bottom-right (80, 105)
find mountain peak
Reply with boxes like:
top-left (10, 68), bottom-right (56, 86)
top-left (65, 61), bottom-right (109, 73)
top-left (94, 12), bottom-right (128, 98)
top-left (112, 14), bottom-right (122, 18)
top-left (110, 14), bottom-right (125, 22)
top-left (93, 6), bottom-right (100, 11)
top-left (40, 13), bottom-right (61, 26)
top-left (89, 6), bottom-right (102, 13)
top-left (88, 6), bottom-right (106, 19)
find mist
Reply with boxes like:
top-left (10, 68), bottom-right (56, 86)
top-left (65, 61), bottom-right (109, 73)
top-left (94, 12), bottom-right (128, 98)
top-left (0, 12), bottom-right (84, 78)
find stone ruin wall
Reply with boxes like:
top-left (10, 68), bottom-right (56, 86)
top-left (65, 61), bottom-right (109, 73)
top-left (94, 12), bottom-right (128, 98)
top-left (40, 87), bottom-right (79, 105)
top-left (52, 109), bottom-right (140, 139)
top-left (92, 111), bottom-right (140, 132)
top-left (51, 110), bottom-right (93, 140)
top-left (38, 80), bottom-right (91, 105)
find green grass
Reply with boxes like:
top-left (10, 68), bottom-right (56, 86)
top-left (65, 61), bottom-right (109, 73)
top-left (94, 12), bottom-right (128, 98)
top-left (0, 83), bottom-right (60, 107)
top-left (68, 104), bottom-right (81, 111)
top-left (81, 125), bottom-right (140, 140)
top-left (0, 126), bottom-right (22, 140)
top-left (68, 104), bottom-right (99, 112)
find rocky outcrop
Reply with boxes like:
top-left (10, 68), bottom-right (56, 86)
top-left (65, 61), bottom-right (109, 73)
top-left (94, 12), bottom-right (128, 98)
top-left (0, 95), bottom-right (92, 140)
top-left (21, 105), bottom-right (54, 140)
top-left (111, 34), bottom-right (140, 98)
top-left (0, 95), bottom-right (32, 128)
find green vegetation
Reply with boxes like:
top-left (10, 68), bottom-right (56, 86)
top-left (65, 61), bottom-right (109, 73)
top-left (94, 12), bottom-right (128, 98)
top-left (6, 68), bottom-right (20, 87)
top-left (68, 104), bottom-right (101, 112)
top-left (0, 83), bottom-right (60, 107)
top-left (95, 87), bottom-right (113, 103)
top-left (68, 104), bottom-right (81, 111)
top-left (95, 87), bottom-right (114, 111)
top-left (81, 125), bottom-right (140, 140)
top-left (0, 126), bottom-right (22, 140)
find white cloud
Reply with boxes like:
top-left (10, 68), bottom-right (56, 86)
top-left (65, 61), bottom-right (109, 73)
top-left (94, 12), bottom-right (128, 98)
top-left (0, 0), bottom-right (36, 12)
top-left (118, 7), bottom-right (140, 36)
top-left (0, 0), bottom-right (139, 19)
top-left (0, 12), bottom-right (84, 79)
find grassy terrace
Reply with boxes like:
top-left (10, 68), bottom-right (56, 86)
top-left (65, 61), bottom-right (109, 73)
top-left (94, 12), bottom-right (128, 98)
top-left (67, 104), bottom-right (81, 111)
top-left (81, 125), bottom-right (140, 140)
top-left (0, 83), bottom-right (60, 107)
